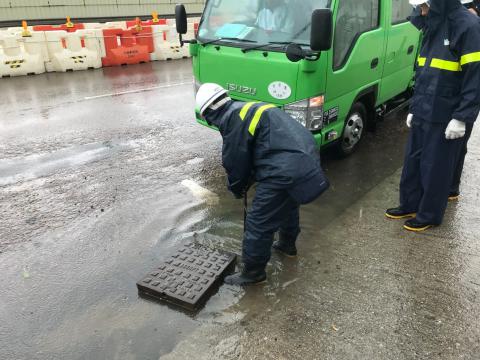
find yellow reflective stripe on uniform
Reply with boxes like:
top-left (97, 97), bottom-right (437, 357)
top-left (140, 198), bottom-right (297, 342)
top-left (460, 51), bottom-right (480, 66)
top-left (430, 58), bottom-right (461, 72)
top-left (239, 102), bottom-right (256, 121)
top-left (417, 57), bottom-right (426, 66)
top-left (248, 104), bottom-right (276, 136)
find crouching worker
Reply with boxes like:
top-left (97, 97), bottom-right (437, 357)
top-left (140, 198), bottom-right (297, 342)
top-left (196, 84), bottom-right (329, 286)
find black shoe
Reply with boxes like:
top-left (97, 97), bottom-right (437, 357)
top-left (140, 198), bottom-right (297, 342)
top-left (273, 241), bottom-right (297, 257)
top-left (448, 191), bottom-right (460, 201)
top-left (404, 218), bottom-right (435, 232)
top-left (224, 267), bottom-right (267, 286)
top-left (273, 233), bottom-right (298, 257)
top-left (385, 207), bottom-right (416, 220)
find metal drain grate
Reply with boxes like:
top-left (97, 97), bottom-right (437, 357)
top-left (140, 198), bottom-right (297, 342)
top-left (137, 243), bottom-right (236, 311)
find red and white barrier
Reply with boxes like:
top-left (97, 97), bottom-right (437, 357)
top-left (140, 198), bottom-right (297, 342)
top-left (0, 16), bottom-right (200, 77)
top-left (43, 30), bottom-right (102, 72)
top-left (101, 27), bottom-right (153, 66)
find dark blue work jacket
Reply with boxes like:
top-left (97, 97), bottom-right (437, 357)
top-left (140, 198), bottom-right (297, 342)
top-left (409, 0), bottom-right (480, 124)
top-left (205, 101), bottom-right (329, 204)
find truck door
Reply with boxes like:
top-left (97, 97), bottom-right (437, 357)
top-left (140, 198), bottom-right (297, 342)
top-left (378, 0), bottom-right (420, 104)
top-left (325, 0), bottom-right (386, 113)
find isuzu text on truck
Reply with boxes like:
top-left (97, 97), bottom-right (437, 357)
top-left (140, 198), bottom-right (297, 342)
top-left (175, 0), bottom-right (420, 155)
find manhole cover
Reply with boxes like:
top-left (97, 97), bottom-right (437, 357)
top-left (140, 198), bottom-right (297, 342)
top-left (137, 243), bottom-right (236, 311)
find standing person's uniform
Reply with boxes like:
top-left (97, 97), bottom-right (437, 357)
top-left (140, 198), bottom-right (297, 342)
top-left (196, 84), bottom-right (329, 285)
top-left (386, 0), bottom-right (480, 231)
top-left (451, 0), bottom-right (480, 198)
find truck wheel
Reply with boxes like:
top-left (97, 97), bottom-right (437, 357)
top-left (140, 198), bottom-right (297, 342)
top-left (337, 102), bottom-right (366, 157)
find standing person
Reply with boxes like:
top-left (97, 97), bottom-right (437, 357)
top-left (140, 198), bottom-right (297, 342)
top-left (386, 0), bottom-right (480, 232)
top-left (195, 83), bottom-right (329, 285)
top-left (451, 0), bottom-right (480, 200)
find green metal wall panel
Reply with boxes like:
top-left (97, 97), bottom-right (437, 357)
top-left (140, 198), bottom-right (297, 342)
top-left (0, 1), bottom-right (205, 22)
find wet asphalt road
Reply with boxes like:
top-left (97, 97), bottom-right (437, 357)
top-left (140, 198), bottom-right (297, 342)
top-left (1, 60), bottom-right (479, 360)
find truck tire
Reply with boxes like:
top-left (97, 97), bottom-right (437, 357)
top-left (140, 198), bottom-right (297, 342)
top-left (336, 102), bottom-right (367, 157)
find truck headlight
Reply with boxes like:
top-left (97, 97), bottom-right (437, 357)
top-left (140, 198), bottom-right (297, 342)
top-left (284, 95), bottom-right (325, 131)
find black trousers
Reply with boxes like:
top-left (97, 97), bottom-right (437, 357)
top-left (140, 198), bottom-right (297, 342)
top-left (399, 119), bottom-right (464, 224)
top-left (450, 123), bottom-right (474, 194)
top-left (243, 183), bottom-right (300, 269)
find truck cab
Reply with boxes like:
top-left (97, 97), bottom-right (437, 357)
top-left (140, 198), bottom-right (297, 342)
top-left (177, 0), bottom-right (420, 155)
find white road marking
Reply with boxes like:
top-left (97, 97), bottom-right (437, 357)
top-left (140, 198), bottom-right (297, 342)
top-left (83, 81), bottom-right (192, 100)
top-left (181, 179), bottom-right (219, 205)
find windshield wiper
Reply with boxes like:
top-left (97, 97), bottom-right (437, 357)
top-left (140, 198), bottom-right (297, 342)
top-left (241, 41), bottom-right (309, 53)
top-left (200, 37), bottom-right (257, 46)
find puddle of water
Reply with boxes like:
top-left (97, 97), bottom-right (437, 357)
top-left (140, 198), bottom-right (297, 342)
top-left (0, 141), bottom-right (134, 186)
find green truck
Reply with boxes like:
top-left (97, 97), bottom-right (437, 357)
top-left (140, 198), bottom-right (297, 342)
top-left (175, 0), bottom-right (420, 155)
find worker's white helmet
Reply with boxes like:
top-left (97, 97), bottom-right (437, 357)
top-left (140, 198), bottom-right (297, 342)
top-left (461, 0), bottom-right (473, 4)
top-left (196, 83), bottom-right (228, 116)
top-left (409, 0), bottom-right (429, 5)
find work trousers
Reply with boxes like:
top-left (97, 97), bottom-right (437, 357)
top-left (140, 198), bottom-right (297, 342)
top-left (399, 119), bottom-right (464, 225)
top-left (243, 183), bottom-right (300, 269)
top-left (451, 123), bottom-right (474, 194)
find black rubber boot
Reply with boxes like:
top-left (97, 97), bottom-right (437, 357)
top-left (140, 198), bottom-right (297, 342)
top-left (385, 207), bottom-right (416, 220)
top-left (272, 233), bottom-right (297, 257)
top-left (404, 218), bottom-right (435, 232)
top-left (224, 267), bottom-right (267, 286)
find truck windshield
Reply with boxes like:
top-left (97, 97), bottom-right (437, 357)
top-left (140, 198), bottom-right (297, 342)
top-left (198, 0), bottom-right (331, 48)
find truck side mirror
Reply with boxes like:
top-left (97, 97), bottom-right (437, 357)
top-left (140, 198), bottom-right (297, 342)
top-left (310, 9), bottom-right (333, 52)
top-left (175, 4), bottom-right (188, 35)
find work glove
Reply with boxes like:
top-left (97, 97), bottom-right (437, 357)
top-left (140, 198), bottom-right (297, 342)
top-left (406, 113), bottom-right (413, 128)
top-left (445, 119), bottom-right (466, 140)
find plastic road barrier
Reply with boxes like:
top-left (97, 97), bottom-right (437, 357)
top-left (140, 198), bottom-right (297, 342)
top-left (101, 27), bottom-right (153, 67)
top-left (0, 31), bottom-right (47, 77)
top-left (33, 23), bottom-right (85, 33)
top-left (83, 22), bottom-right (128, 30)
top-left (126, 18), bottom-right (167, 28)
top-left (0, 16), bottom-right (202, 77)
top-left (104, 21), bottom-right (128, 30)
top-left (163, 20), bottom-right (190, 59)
top-left (43, 30), bottom-right (102, 72)
top-left (150, 24), bottom-right (184, 61)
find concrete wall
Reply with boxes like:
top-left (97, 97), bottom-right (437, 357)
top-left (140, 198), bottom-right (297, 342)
top-left (0, 1), bottom-right (205, 22)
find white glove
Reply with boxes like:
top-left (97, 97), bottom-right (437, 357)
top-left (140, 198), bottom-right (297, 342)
top-left (406, 113), bottom-right (413, 128)
top-left (445, 119), bottom-right (466, 140)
